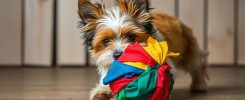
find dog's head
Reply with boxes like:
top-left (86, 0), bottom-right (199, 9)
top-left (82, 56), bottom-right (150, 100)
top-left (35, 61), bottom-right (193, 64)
top-left (78, 0), bottom-right (156, 70)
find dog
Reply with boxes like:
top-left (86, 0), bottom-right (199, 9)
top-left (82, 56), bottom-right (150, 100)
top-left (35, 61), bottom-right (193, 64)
top-left (78, 0), bottom-right (209, 99)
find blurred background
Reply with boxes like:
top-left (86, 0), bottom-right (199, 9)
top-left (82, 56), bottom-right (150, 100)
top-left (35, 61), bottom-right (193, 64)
top-left (0, 0), bottom-right (245, 99)
top-left (0, 0), bottom-right (245, 67)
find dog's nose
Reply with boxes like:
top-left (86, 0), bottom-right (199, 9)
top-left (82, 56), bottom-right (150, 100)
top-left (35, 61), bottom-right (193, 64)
top-left (113, 51), bottom-right (123, 60)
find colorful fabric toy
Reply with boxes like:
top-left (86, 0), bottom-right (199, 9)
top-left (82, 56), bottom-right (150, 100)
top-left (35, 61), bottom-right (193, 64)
top-left (103, 37), bottom-right (179, 100)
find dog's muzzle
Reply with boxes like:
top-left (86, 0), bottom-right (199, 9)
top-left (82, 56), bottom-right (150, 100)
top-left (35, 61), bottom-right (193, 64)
top-left (113, 51), bottom-right (123, 60)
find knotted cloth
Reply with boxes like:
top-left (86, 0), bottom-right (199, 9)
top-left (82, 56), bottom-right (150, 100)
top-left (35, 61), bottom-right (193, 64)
top-left (103, 37), bottom-right (179, 100)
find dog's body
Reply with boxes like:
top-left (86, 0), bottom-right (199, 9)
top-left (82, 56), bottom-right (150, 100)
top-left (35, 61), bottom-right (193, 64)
top-left (78, 0), bottom-right (208, 99)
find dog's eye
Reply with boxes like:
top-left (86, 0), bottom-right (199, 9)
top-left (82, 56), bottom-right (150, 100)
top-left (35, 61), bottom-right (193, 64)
top-left (102, 39), bottom-right (110, 46)
top-left (126, 34), bottom-right (136, 42)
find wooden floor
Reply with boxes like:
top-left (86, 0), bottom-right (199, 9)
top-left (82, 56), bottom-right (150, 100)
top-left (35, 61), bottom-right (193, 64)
top-left (0, 67), bottom-right (244, 100)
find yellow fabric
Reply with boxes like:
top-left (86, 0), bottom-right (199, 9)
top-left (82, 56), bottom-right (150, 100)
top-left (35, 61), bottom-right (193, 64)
top-left (144, 37), bottom-right (179, 65)
top-left (123, 62), bottom-right (148, 70)
top-left (123, 37), bottom-right (179, 70)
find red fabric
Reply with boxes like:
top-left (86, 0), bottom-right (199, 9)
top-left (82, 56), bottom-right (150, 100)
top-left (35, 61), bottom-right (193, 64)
top-left (148, 64), bottom-right (171, 100)
top-left (109, 76), bottom-right (138, 94)
top-left (118, 42), bottom-right (157, 68)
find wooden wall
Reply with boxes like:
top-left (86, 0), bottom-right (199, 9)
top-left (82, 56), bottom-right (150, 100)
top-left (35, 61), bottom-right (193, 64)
top-left (238, 0), bottom-right (245, 65)
top-left (0, 0), bottom-right (245, 67)
top-left (0, 0), bottom-right (22, 65)
top-left (207, 0), bottom-right (235, 65)
top-left (57, 0), bottom-right (86, 66)
top-left (24, 0), bottom-right (54, 66)
top-left (151, 0), bottom-right (175, 16)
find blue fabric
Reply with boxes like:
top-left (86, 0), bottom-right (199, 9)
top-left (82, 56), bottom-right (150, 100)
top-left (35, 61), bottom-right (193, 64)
top-left (103, 60), bottom-right (144, 85)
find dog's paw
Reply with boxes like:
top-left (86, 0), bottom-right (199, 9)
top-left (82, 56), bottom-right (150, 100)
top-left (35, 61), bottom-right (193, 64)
top-left (93, 93), bottom-right (113, 100)
top-left (190, 82), bottom-right (207, 93)
top-left (90, 85), bottom-right (114, 100)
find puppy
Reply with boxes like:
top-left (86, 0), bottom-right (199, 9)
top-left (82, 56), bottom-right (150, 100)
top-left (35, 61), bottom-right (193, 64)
top-left (78, 0), bottom-right (209, 99)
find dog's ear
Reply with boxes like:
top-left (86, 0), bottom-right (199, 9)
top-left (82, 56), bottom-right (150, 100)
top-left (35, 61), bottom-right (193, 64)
top-left (132, 0), bottom-right (151, 12)
top-left (78, 0), bottom-right (104, 25)
top-left (116, 0), bottom-right (151, 15)
top-left (116, 0), bottom-right (155, 34)
top-left (78, 0), bottom-right (105, 49)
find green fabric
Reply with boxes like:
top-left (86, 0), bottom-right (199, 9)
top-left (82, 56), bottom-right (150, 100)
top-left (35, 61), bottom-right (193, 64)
top-left (117, 90), bottom-right (127, 100)
top-left (168, 72), bottom-right (174, 94)
top-left (116, 66), bottom-right (158, 100)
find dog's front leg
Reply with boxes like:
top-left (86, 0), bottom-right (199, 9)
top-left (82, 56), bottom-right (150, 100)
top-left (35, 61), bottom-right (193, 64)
top-left (90, 71), bottom-right (114, 100)
top-left (90, 84), bottom-right (113, 100)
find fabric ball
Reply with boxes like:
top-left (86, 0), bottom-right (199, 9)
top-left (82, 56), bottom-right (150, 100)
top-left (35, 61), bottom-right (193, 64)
top-left (103, 37), bottom-right (179, 100)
